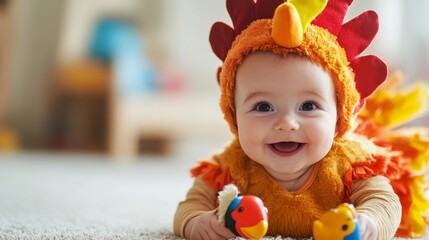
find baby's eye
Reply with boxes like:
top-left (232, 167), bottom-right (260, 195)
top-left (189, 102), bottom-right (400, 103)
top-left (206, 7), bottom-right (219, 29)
top-left (255, 102), bottom-right (273, 112)
top-left (299, 101), bottom-right (318, 111)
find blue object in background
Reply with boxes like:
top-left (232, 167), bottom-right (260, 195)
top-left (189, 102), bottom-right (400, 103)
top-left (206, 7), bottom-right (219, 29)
top-left (89, 18), bottom-right (157, 94)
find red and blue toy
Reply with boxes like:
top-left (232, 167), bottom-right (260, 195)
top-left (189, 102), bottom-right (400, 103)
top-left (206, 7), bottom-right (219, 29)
top-left (217, 184), bottom-right (268, 239)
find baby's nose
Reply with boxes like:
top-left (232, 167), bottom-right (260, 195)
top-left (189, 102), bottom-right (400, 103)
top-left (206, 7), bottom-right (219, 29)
top-left (274, 114), bottom-right (299, 131)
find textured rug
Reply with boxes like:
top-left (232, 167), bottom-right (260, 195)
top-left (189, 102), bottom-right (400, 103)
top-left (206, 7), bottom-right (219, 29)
top-left (0, 152), bottom-right (192, 240)
top-left (0, 151), bottom-right (426, 240)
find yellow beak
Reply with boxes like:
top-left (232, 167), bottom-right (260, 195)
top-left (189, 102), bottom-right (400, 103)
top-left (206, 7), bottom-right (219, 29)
top-left (240, 220), bottom-right (268, 239)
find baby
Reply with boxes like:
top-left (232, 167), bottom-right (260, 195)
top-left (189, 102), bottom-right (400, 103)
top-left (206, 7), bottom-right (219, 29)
top-left (174, 0), bottom-right (411, 239)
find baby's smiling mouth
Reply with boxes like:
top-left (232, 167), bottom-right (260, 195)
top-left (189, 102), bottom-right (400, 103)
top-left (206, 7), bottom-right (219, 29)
top-left (270, 142), bottom-right (304, 155)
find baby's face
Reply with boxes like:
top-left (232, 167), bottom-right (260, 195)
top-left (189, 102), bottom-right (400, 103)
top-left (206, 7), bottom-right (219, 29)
top-left (234, 52), bottom-right (337, 181)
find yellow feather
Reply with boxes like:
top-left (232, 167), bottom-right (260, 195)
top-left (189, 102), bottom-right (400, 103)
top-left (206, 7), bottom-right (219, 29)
top-left (359, 71), bottom-right (429, 127)
top-left (409, 175), bottom-right (429, 237)
top-left (289, 0), bottom-right (328, 31)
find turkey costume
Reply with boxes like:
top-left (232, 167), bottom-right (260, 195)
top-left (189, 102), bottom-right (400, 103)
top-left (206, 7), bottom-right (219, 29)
top-left (174, 0), bottom-right (429, 238)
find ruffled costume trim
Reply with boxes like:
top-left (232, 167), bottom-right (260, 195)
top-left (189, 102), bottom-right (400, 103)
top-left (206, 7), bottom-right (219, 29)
top-left (355, 72), bottom-right (429, 238)
top-left (190, 161), bottom-right (234, 192)
top-left (343, 154), bottom-right (402, 202)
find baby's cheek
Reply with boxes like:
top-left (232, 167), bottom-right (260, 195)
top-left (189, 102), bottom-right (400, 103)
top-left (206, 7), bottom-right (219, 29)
top-left (238, 131), bottom-right (260, 159)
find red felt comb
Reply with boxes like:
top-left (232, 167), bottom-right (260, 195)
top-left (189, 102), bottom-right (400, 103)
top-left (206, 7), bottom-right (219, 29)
top-left (209, 0), bottom-right (387, 100)
top-left (313, 0), bottom-right (387, 100)
top-left (210, 0), bottom-right (283, 62)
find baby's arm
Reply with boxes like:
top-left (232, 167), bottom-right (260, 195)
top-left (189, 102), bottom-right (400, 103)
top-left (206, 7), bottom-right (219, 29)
top-left (350, 175), bottom-right (401, 240)
top-left (173, 177), bottom-right (235, 239)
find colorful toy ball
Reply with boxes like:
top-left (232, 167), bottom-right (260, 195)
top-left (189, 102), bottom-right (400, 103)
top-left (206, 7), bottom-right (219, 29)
top-left (313, 203), bottom-right (360, 240)
top-left (218, 184), bottom-right (268, 239)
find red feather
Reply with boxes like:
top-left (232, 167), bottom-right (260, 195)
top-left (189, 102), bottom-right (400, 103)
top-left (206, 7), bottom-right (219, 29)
top-left (313, 0), bottom-right (353, 36)
top-left (337, 11), bottom-right (379, 61)
top-left (350, 55), bottom-right (387, 99)
top-left (227, 0), bottom-right (256, 34)
top-left (255, 0), bottom-right (285, 19)
top-left (209, 22), bottom-right (236, 61)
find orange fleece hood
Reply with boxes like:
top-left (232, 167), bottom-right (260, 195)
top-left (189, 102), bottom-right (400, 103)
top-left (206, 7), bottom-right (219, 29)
top-left (209, 0), bottom-right (387, 137)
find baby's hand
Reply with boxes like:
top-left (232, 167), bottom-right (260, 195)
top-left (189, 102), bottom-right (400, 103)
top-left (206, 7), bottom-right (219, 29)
top-left (357, 212), bottom-right (378, 240)
top-left (184, 210), bottom-right (236, 240)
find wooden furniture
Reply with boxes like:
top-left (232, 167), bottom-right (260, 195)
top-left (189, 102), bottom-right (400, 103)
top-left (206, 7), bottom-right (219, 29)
top-left (49, 60), bottom-right (110, 152)
top-left (0, 0), bottom-right (19, 151)
top-left (109, 93), bottom-right (231, 159)
top-left (50, 60), bottom-right (231, 159)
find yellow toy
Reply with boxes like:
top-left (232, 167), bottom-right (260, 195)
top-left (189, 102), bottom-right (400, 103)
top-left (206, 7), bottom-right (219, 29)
top-left (313, 203), bottom-right (360, 240)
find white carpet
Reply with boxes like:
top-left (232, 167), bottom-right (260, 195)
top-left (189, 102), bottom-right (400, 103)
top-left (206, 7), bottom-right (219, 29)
top-left (0, 143), bottom-right (426, 240)
top-left (0, 151), bottom-right (197, 240)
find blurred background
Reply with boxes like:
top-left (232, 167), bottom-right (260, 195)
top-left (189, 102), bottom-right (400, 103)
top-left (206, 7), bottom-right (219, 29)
top-left (0, 0), bottom-right (428, 159)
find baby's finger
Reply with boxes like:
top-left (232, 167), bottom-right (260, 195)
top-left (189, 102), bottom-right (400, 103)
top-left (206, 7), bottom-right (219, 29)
top-left (209, 219), bottom-right (234, 237)
top-left (212, 223), bottom-right (235, 238)
top-left (197, 230), bottom-right (210, 240)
